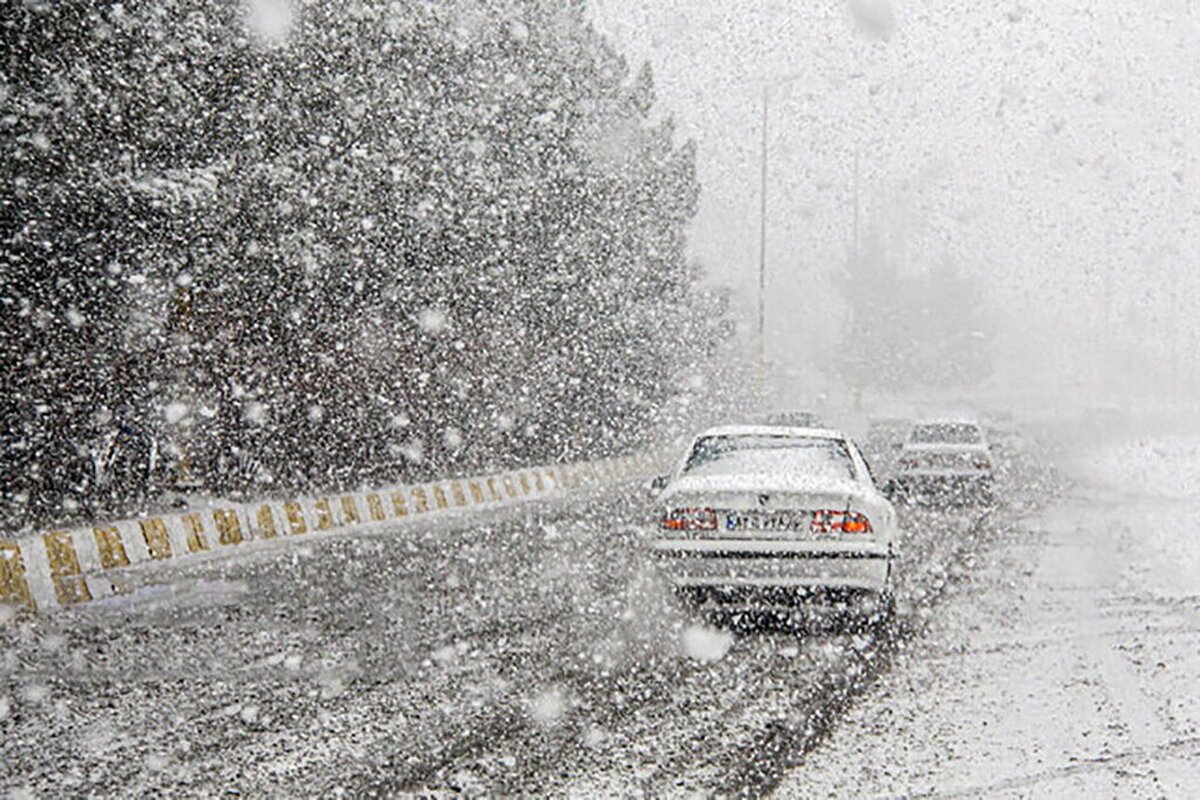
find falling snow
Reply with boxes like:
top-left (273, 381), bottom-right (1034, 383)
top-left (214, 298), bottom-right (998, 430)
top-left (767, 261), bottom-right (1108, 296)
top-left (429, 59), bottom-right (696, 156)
top-left (4, 0), bottom-right (1200, 797)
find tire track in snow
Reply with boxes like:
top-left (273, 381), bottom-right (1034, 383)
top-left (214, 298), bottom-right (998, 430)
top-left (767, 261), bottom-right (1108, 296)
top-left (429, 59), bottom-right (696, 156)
top-left (910, 735), bottom-right (1200, 798)
top-left (404, 445), bottom-right (1055, 796)
top-left (706, 510), bottom-right (997, 798)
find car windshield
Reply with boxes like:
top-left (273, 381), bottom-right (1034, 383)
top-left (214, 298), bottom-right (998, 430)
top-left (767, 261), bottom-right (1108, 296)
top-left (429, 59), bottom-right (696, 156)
top-left (681, 435), bottom-right (854, 481)
top-left (909, 423), bottom-right (983, 445)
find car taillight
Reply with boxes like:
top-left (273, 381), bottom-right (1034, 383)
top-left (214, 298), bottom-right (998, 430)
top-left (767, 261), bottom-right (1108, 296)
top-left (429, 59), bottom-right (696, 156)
top-left (840, 513), bottom-right (873, 533)
top-left (662, 507), bottom-right (718, 531)
top-left (811, 510), bottom-right (873, 534)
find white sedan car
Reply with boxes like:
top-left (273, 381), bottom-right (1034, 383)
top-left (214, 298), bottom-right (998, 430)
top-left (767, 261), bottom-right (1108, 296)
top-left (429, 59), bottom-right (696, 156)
top-left (647, 425), bottom-right (899, 622)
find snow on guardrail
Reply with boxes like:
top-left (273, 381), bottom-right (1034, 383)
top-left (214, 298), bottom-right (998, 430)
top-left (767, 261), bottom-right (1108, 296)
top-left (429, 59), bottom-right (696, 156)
top-left (0, 452), bottom-right (659, 615)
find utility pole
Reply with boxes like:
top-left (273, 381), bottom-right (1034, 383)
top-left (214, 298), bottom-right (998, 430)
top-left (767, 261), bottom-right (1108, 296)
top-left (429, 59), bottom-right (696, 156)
top-left (752, 19), bottom-right (849, 397)
top-left (853, 147), bottom-right (861, 262)
top-left (757, 85), bottom-right (769, 377)
top-left (851, 147), bottom-right (863, 411)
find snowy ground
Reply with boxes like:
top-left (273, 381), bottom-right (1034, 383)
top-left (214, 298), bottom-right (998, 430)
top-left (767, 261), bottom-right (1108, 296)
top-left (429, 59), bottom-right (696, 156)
top-left (777, 420), bottom-right (1200, 798)
top-left (1, 434), bottom-right (1051, 797)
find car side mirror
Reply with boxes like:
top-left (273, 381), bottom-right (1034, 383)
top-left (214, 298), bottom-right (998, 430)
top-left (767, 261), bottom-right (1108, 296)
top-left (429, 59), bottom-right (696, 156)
top-left (647, 474), bottom-right (669, 496)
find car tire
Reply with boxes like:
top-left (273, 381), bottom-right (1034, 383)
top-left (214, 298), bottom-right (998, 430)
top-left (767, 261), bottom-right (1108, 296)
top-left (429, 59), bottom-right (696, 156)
top-left (841, 589), bottom-right (894, 632)
top-left (877, 590), bottom-right (897, 625)
top-left (977, 478), bottom-right (997, 506)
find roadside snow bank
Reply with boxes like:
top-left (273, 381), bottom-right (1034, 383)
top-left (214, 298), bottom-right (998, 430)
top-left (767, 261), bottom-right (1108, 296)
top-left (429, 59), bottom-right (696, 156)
top-left (1066, 434), bottom-right (1200, 599)
top-left (1078, 436), bottom-right (1200, 499)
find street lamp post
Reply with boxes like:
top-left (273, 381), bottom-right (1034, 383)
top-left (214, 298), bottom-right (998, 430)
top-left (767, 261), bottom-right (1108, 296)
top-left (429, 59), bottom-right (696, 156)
top-left (757, 85), bottom-right (769, 372)
top-left (756, 67), bottom-right (870, 401)
top-left (756, 73), bottom-right (806, 379)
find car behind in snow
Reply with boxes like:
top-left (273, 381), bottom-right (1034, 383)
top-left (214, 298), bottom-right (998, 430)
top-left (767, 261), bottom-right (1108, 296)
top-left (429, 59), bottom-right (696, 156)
top-left (646, 425), bottom-right (899, 624)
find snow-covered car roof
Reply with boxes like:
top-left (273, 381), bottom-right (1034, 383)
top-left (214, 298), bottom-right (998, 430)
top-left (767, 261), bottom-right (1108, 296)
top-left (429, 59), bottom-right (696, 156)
top-left (693, 424), bottom-right (846, 440)
top-left (903, 416), bottom-right (989, 450)
top-left (763, 409), bottom-right (822, 422)
top-left (912, 413), bottom-right (982, 426)
top-left (903, 440), bottom-right (989, 452)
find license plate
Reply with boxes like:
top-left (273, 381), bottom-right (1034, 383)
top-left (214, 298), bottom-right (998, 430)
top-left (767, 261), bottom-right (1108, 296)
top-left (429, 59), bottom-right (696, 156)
top-left (725, 511), bottom-right (808, 532)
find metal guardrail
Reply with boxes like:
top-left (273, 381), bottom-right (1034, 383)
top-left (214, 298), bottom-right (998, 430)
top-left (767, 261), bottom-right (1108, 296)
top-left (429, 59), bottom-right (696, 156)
top-left (1, 452), bottom-right (660, 615)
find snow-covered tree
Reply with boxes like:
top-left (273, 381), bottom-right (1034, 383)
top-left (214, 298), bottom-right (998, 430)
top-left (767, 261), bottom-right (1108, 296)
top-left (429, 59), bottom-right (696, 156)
top-left (1, 0), bottom-right (726, 523)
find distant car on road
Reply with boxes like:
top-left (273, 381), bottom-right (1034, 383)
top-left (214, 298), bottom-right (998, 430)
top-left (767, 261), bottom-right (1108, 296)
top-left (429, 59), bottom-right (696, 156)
top-left (646, 425), bottom-right (898, 625)
top-left (889, 416), bottom-right (995, 505)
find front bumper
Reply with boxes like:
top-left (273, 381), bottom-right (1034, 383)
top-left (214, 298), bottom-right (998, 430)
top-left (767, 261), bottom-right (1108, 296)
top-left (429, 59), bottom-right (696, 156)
top-left (647, 539), bottom-right (891, 594)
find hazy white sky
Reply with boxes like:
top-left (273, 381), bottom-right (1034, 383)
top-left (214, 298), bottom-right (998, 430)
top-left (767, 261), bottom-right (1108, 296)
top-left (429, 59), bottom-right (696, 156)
top-left (588, 0), bottom-right (1200, 397)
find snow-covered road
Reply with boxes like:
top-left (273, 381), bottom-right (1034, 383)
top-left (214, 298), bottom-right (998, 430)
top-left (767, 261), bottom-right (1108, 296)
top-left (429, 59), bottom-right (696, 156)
top-left (778, 426), bottom-right (1200, 798)
top-left (1, 434), bottom-right (1051, 797)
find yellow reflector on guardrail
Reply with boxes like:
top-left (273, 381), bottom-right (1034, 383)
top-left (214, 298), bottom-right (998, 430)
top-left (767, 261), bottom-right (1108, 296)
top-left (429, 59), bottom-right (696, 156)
top-left (181, 514), bottom-right (209, 553)
top-left (432, 486), bottom-right (449, 510)
top-left (0, 541), bottom-right (35, 611)
top-left (213, 509), bottom-right (243, 545)
top-left (314, 498), bottom-right (335, 531)
top-left (257, 506), bottom-right (277, 539)
top-left (140, 518), bottom-right (173, 559)
top-left (44, 531), bottom-right (92, 606)
top-left (390, 491), bottom-right (408, 517)
top-left (284, 502), bottom-right (307, 535)
top-left (367, 494), bottom-right (386, 522)
top-left (94, 526), bottom-right (130, 568)
top-left (340, 496), bottom-right (361, 525)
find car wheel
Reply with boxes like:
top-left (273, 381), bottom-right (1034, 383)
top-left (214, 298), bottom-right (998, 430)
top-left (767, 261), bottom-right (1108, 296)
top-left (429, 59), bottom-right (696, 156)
top-left (977, 478), bottom-right (997, 506)
top-left (840, 589), bottom-right (893, 632)
top-left (877, 590), bottom-right (897, 625)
